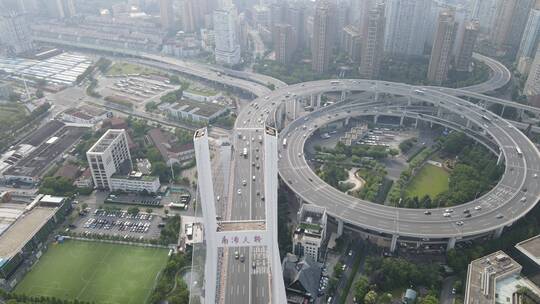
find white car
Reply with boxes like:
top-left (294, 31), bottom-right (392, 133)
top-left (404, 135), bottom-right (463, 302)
top-left (237, 189), bottom-right (242, 195)
top-left (443, 212), bottom-right (451, 217)
top-left (474, 206), bottom-right (482, 211)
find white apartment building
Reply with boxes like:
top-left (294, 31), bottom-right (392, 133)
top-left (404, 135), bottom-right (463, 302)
top-left (293, 204), bottom-right (327, 262)
top-left (213, 6), bottom-right (241, 65)
top-left (86, 129), bottom-right (132, 190)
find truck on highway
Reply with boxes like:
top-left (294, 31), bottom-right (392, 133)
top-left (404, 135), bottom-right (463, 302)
top-left (243, 147), bottom-right (248, 158)
top-left (330, 80), bottom-right (340, 85)
top-left (481, 115), bottom-right (491, 122)
top-left (282, 138), bottom-right (287, 147)
top-left (516, 146), bottom-right (523, 157)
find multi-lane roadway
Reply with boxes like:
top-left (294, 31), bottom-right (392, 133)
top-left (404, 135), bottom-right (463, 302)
top-left (238, 79), bottom-right (540, 248)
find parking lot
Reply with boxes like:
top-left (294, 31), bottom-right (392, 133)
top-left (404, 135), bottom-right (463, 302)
top-left (71, 208), bottom-right (164, 240)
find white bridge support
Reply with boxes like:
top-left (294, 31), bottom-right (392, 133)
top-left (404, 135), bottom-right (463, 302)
top-left (493, 226), bottom-right (504, 239)
top-left (447, 237), bottom-right (456, 251)
top-left (263, 126), bottom-right (287, 304)
top-left (390, 235), bottom-right (399, 252)
top-left (497, 151), bottom-right (504, 165)
top-left (193, 129), bottom-right (218, 304)
top-left (337, 219), bottom-right (344, 237)
top-left (400, 115), bottom-right (405, 126)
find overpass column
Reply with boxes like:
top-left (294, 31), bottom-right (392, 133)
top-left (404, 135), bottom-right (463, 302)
top-left (493, 226), bottom-right (504, 239)
top-left (400, 115), bottom-right (405, 126)
top-left (374, 115), bottom-right (379, 124)
top-left (341, 90), bottom-right (346, 102)
top-left (390, 235), bottom-right (399, 252)
top-left (500, 105), bottom-right (506, 117)
top-left (518, 109), bottom-right (525, 121)
top-left (337, 219), bottom-right (344, 237)
top-left (317, 94), bottom-right (322, 108)
top-left (466, 119), bottom-right (472, 128)
top-left (414, 118), bottom-right (418, 128)
top-left (497, 151), bottom-right (503, 165)
top-left (407, 96), bottom-right (412, 106)
top-left (345, 117), bottom-right (350, 126)
top-left (310, 94), bottom-right (315, 107)
top-left (437, 107), bottom-right (442, 118)
top-left (447, 237), bottom-right (456, 251)
top-left (374, 91), bottom-right (379, 102)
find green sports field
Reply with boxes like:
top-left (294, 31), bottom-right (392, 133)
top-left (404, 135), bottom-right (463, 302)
top-left (15, 240), bottom-right (169, 304)
top-left (405, 164), bottom-right (449, 198)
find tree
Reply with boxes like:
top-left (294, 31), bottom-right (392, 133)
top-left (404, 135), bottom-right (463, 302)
top-left (39, 176), bottom-right (76, 196)
top-left (152, 161), bottom-right (171, 182)
top-left (81, 203), bottom-right (88, 210)
top-left (127, 207), bottom-right (140, 215)
top-left (420, 295), bottom-right (439, 304)
top-left (146, 208), bottom-right (153, 214)
top-left (353, 275), bottom-right (370, 303)
top-left (36, 89), bottom-right (44, 98)
top-left (334, 261), bottom-right (344, 277)
top-left (364, 290), bottom-right (378, 304)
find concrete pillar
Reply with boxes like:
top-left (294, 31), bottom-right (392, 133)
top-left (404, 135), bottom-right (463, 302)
top-left (447, 237), bottom-right (456, 251)
top-left (407, 96), bottom-right (412, 106)
top-left (500, 105), bottom-right (506, 117)
top-left (437, 107), bottom-right (442, 117)
top-left (340, 90), bottom-right (346, 102)
top-left (414, 118), bottom-right (418, 128)
top-left (292, 99), bottom-right (298, 120)
top-left (337, 219), bottom-right (344, 237)
top-left (466, 119), bottom-right (472, 128)
top-left (518, 109), bottom-right (525, 121)
top-left (493, 226), bottom-right (504, 239)
top-left (400, 115), bottom-right (405, 126)
top-left (374, 115), bottom-right (379, 124)
top-left (390, 235), bottom-right (399, 252)
top-left (317, 94), bottom-right (322, 108)
top-left (430, 121), bottom-right (434, 128)
top-left (310, 94), bottom-right (315, 107)
top-left (345, 117), bottom-right (350, 125)
top-left (497, 151), bottom-right (503, 165)
top-left (374, 91), bottom-right (379, 101)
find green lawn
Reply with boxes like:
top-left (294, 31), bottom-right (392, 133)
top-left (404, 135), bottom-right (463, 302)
top-left (405, 164), bottom-right (449, 198)
top-left (0, 104), bottom-right (28, 132)
top-left (106, 62), bottom-right (161, 76)
top-left (15, 240), bottom-right (169, 304)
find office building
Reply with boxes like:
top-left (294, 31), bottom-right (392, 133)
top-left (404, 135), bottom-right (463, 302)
top-left (45, 0), bottom-right (76, 19)
top-left (274, 23), bottom-right (294, 65)
top-left (455, 21), bottom-right (479, 72)
top-left (292, 204), bottom-right (327, 262)
top-left (213, 6), bottom-right (241, 66)
top-left (0, 12), bottom-right (33, 55)
top-left (341, 25), bottom-right (361, 62)
top-left (182, 0), bottom-right (202, 33)
top-left (516, 4), bottom-right (540, 74)
top-left (110, 172), bottom-right (160, 193)
top-left (285, 2), bottom-right (305, 50)
top-left (87, 129), bottom-right (132, 190)
top-left (490, 0), bottom-right (517, 50)
top-left (384, 0), bottom-right (431, 57)
top-left (524, 46), bottom-right (540, 98)
top-left (252, 5), bottom-right (270, 28)
top-left (470, 0), bottom-right (500, 34)
top-left (427, 10), bottom-right (456, 85)
top-left (311, 0), bottom-right (332, 74)
top-left (359, 3), bottom-right (385, 79)
top-left (506, 0), bottom-right (536, 52)
top-left (464, 251), bottom-right (540, 304)
top-left (159, 0), bottom-right (174, 29)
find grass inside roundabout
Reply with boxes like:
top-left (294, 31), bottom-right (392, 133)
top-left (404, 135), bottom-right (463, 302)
top-left (405, 163), bottom-right (449, 199)
top-left (15, 240), bottom-right (169, 304)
